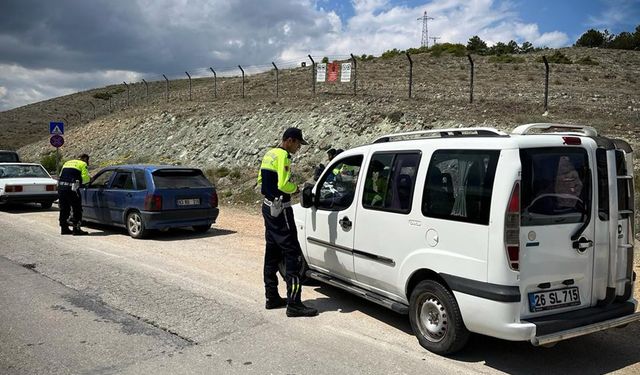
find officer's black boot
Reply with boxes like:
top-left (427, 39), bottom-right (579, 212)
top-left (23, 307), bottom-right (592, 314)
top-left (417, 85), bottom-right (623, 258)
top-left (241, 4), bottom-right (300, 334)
top-left (72, 224), bottom-right (88, 236)
top-left (265, 296), bottom-right (287, 310)
top-left (61, 226), bottom-right (73, 235)
top-left (286, 302), bottom-right (318, 317)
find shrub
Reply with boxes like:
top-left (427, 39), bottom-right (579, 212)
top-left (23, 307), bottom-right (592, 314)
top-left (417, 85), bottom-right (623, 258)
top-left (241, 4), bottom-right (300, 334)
top-left (576, 56), bottom-right (599, 65)
top-left (540, 51), bottom-right (572, 64)
top-left (381, 48), bottom-right (403, 59)
top-left (488, 55), bottom-right (525, 63)
top-left (430, 43), bottom-right (466, 57)
top-left (229, 169), bottom-right (242, 179)
top-left (321, 56), bottom-right (329, 63)
top-left (216, 166), bottom-right (230, 178)
top-left (92, 92), bottom-right (112, 101)
top-left (40, 151), bottom-right (61, 173)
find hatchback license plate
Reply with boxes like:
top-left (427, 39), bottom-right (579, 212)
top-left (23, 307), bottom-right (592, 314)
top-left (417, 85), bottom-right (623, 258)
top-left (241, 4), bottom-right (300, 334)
top-left (528, 287), bottom-right (580, 312)
top-left (177, 198), bottom-right (200, 206)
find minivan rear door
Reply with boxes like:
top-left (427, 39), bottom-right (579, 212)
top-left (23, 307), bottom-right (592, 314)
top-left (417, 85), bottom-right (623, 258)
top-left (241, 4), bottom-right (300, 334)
top-left (518, 146), bottom-right (596, 318)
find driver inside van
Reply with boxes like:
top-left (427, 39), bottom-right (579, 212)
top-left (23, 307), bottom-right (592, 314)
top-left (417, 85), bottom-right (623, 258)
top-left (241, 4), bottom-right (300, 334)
top-left (554, 156), bottom-right (584, 208)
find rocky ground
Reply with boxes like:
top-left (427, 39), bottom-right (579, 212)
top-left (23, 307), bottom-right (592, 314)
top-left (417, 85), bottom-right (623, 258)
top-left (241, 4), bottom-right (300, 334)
top-left (1, 47), bottom-right (639, 230)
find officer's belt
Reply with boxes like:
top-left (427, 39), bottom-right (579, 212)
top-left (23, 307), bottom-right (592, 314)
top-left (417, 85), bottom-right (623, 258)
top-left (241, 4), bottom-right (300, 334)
top-left (263, 198), bottom-right (291, 208)
top-left (58, 181), bottom-right (74, 186)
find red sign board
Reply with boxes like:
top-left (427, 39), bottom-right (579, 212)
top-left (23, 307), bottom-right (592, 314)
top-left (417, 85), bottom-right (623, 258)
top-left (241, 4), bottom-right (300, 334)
top-left (327, 62), bottom-right (339, 82)
top-left (50, 134), bottom-right (64, 148)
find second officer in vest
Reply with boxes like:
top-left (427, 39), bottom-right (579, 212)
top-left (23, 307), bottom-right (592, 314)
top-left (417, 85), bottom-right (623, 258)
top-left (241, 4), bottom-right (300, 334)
top-left (258, 127), bottom-right (318, 317)
top-left (58, 154), bottom-right (91, 235)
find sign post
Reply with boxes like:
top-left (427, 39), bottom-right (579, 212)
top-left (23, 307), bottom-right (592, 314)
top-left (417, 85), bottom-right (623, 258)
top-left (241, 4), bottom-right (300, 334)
top-left (49, 122), bottom-right (65, 174)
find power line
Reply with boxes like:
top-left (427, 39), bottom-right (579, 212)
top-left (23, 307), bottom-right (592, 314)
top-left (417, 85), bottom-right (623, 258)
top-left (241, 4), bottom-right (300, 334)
top-left (417, 11), bottom-right (434, 48)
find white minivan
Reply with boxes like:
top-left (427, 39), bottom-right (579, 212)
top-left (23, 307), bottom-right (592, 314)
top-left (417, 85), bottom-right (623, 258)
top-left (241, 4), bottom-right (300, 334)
top-left (294, 123), bottom-right (638, 355)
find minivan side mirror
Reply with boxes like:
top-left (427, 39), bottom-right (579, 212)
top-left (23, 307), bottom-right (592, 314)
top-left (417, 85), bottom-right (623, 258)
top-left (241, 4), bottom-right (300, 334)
top-left (301, 185), bottom-right (315, 208)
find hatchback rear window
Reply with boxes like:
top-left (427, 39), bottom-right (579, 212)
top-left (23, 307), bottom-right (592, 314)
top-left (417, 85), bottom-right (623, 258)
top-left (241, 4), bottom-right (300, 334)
top-left (152, 169), bottom-right (212, 189)
top-left (520, 148), bottom-right (589, 226)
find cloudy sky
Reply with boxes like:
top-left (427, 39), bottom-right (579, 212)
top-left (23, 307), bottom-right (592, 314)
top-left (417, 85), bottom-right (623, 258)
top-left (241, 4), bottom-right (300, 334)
top-left (0, 0), bottom-right (638, 111)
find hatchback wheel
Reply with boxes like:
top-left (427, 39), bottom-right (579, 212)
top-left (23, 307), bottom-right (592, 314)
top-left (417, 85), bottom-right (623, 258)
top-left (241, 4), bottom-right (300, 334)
top-left (409, 280), bottom-right (469, 355)
top-left (40, 201), bottom-right (54, 209)
top-left (193, 224), bottom-right (211, 233)
top-left (126, 211), bottom-right (147, 239)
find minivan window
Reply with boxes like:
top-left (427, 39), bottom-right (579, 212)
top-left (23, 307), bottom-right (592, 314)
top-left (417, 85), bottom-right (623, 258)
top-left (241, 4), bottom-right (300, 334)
top-left (422, 150), bottom-right (499, 225)
top-left (520, 148), bottom-right (589, 226)
top-left (316, 155), bottom-right (363, 211)
top-left (363, 152), bottom-right (421, 214)
top-left (152, 169), bottom-right (212, 189)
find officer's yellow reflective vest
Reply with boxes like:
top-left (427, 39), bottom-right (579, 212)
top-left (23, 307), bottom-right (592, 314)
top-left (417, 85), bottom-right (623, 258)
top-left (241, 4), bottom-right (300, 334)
top-left (257, 148), bottom-right (296, 195)
top-left (61, 159), bottom-right (90, 184)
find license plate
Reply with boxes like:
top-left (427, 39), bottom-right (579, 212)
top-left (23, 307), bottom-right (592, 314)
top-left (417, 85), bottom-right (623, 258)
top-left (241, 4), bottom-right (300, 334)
top-left (177, 198), bottom-right (200, 206)
top-left (528, 287), bottom-right (580, 312)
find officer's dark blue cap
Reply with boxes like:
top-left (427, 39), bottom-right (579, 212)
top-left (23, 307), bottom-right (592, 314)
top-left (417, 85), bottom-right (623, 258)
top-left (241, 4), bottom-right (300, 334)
top-left (283, 127), bottom-right (308, 145)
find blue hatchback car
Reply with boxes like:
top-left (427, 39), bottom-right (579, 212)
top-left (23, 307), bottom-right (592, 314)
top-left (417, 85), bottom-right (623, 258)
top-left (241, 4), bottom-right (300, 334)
top-left (81, 165), bottom-right (219, 238)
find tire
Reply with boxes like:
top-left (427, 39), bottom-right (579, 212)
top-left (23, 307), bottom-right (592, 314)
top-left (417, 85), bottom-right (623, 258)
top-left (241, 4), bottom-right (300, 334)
top-left (193, 224), bottom-right (211, 233)
top-left (40, 201), bottom-right (54, 209)
top-left (126, 211), bottom-right (147, 239)
top-left (409, 280), bottom-right (469, 355)
top-left (278, 255), bottom-right (309, 284)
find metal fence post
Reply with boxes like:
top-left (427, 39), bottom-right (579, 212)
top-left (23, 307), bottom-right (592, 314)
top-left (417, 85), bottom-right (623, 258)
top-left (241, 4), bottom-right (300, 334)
top-left (350, 53), bottom-right (357, 96)
top-left (185, 71), bottom-right (192, 101)
top-left (308, 55), bottom-right (315, 95)
top-left (123, 81), bottom-right (129, 106)
top-left (238, 65), bottom-right (245, 98)
top-left (406, 52), bottom-right (413, 98)
top-left (109, 96), bottom-right (112, 112)
top-left (162, 74), bottom-right (169, 103)
top-left (89, 101), bottom-right (95, 119)
top-left (272, 62), bottom-right (279, 98)
top-left (209, 67), bottom-right (217, 98)
top-left (142, 79), bottom-right (149, 103)
top-left (467, 54), bottom-right (474, 104)
top-left (542, 56), bottom-right (549, 112)
top-left (76, 110), bottom-right (82, 123)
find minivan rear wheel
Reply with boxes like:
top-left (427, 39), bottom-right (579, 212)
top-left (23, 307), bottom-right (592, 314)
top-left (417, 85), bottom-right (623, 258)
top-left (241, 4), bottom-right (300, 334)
top-left (409, 280), bottom-right (469, 355)
top-left (126, 211), bottom-right (147, 239)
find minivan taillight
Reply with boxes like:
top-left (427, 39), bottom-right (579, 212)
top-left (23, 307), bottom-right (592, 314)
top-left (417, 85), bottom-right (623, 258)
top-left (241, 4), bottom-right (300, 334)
top-left (144, 194), bottom-right (162, 211)
top-left (505, 182), bottom-right (520, 271)
top-left (210, 191), bottom-right (218, 208)
top-left (5, 185), bottom-right (23, 192)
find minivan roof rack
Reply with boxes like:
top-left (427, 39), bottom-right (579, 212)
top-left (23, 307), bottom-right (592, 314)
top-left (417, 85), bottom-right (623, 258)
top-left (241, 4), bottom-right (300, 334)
top-left (511, 123), bottom-right (598, 137)
top-left (373, 127), bottom-right (507, 144)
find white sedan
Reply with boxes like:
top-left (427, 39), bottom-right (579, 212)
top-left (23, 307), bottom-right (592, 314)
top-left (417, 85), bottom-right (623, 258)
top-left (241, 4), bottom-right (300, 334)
top-left (0, 163), bottom-right (58, 208)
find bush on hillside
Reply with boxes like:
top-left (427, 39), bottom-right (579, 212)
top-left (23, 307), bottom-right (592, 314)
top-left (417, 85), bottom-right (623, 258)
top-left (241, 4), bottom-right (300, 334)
top-left (381, 48), bottom-right (404, 59)
top-left (467, 35), bottom-right (488, 55)
top-left (576, 56), bottom-right (599, 65)
top-left (430, 43), bottom-right (466, 57)
top-left (488, 55), bottom-right (525, 63)
top-left (540, 51), bottom-right (573, 64)
top-left (40, 151), bottom-right (62, 174)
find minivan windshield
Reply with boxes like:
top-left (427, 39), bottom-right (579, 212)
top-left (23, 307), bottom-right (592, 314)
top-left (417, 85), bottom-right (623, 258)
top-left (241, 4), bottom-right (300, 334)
top-left (152, 169), bottom-right (212, 189)
top-left (520, 148), bottom-right (590, 226)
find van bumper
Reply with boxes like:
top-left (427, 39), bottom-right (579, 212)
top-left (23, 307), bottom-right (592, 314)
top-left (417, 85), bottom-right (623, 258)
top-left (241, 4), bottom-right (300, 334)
top-left (524, 301), bottom-right (640, 346)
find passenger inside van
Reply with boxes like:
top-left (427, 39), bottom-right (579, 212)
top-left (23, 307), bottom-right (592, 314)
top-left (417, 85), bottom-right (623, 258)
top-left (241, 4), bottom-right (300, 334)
top-left (424, 166), bottom-right (454, 216)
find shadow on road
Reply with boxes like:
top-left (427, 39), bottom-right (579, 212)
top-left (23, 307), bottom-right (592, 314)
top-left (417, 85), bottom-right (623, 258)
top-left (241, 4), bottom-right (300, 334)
top-left (309, 283), bottom-right (640, 373)
top-left (82, 221), bottom-right (236, 240)
top-left (0, 203), bottom-right (59, 213)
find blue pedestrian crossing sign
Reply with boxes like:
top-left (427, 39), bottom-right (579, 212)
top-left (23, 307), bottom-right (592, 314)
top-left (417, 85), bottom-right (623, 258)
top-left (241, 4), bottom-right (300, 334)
top-left (49, 121), bottom-right (64, 135)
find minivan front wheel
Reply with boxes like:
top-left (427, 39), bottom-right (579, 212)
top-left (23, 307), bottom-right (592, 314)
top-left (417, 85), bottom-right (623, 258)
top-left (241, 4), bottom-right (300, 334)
top-left (409, 280), bottom-right (469, 355)
top-left (126, 211), bottom-right (147, 239)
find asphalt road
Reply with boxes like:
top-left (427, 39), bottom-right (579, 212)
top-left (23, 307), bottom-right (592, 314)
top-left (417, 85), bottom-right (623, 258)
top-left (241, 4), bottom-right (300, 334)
top-left (0, 204), bottom-right (639, 374)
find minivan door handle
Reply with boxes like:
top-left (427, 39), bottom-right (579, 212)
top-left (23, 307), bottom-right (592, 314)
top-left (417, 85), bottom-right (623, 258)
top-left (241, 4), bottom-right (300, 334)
top-left (339, 216), bottom-right (352, 231)
top-left (572, 237), bottom-right (593, 252)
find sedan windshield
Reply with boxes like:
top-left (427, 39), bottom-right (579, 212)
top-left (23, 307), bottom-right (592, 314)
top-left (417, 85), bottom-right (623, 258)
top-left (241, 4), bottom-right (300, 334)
top-left (0, 164), bottom-right (50, 178)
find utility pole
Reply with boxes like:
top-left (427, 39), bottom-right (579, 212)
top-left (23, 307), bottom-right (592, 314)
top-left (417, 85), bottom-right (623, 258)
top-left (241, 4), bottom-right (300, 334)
top-left (417, 11), bottom-right (434, 48)
top-left (430, 36), bottom-right (441, 46)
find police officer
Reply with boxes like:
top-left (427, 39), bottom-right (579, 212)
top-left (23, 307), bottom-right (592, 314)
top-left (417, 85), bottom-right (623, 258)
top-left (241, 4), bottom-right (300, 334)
top-left (258, 127), bottom-right (318, 317)
top-left (58, 154), bottom-right (91, 235)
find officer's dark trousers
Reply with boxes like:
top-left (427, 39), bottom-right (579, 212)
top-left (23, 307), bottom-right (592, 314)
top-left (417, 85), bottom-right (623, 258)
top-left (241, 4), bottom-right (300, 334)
top-left (58, 188), bottom-right (82, 227)
top-left (262, 203), bottom-right (303, 304)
